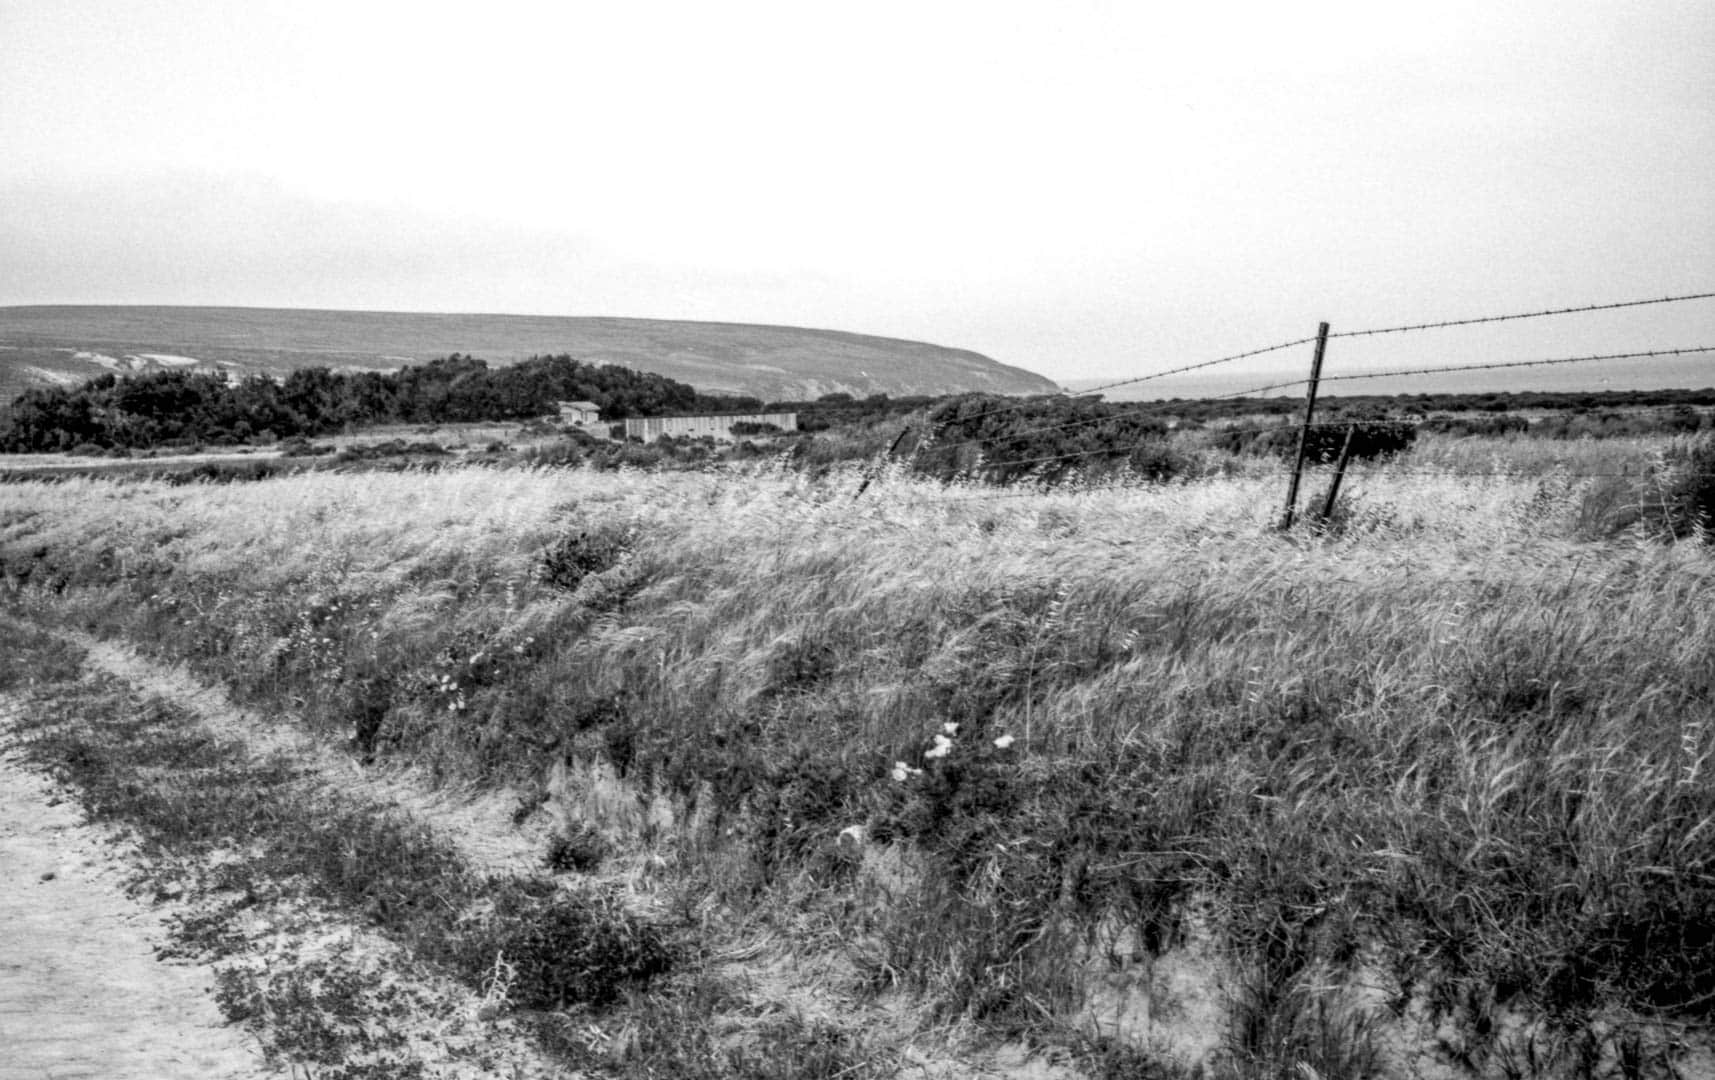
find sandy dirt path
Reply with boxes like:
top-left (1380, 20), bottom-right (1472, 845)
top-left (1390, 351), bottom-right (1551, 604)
top-left (0, 723), bottom-right (270, 1080)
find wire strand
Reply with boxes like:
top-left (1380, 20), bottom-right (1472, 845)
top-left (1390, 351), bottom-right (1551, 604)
top-left (1059, 336), bottom-right (1318, 397)
top-left (899, 345), bottom-right (1715, 471)
top-left (1186, 345), bottom-right (1715, 403)
top-left (1316, 345), bottom-right (1715, 383)
top-left (1330, 291), bottom-right (1715, 338)
top-left (882, 291), bottom-right (1714, 459)
top-left (924, 334), bottom-right (1319, 431)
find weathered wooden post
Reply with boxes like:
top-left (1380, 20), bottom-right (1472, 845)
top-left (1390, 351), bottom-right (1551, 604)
top-left (1280, 322), bottom-right (1331, 529)
top-left (1314, 422), bottom-right (1358, 529)
top-left (853, 425), bottom-right (913, 500)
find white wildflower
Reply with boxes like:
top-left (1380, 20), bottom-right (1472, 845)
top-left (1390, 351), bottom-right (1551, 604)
top-left (890, 761), bottom-right (920, 782)
top-left (941, 722), bottom-right (959, 736)
top-left (924, 734), bottom-right (953, 760)
top-left (993, 734), bottom-right (1015, 749)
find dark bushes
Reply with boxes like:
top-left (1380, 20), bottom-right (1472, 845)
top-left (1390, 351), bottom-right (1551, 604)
top-left (915, 394), bottom-right (1186, 484)
top-left (1660, 436), bottom-right (1715, 539)
top-left (538, 527), bottom-right (631, 591)
top-left (334, 440), bottom-right (447, 463)
top-left (1422, 415), bottom-right (1530, 438)
top-left (1215, 420), bottom-right (1417, 462)
top-left (465, 888), bottom-right (671, 1009)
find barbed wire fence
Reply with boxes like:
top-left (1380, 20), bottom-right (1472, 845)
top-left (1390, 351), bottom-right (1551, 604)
top-left (856, 290), bottom-right (1715, 527)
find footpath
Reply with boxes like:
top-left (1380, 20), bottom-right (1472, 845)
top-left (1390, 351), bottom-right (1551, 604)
top-left (0, 726), bottom-right (268, 1080)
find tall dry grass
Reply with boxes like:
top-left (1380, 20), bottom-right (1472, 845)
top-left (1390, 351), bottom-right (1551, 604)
top-left (3, 450), bottom-right (1712, 1075)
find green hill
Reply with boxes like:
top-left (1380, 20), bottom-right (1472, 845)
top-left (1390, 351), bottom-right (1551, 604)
top-left (0, 305), bottom-right (1059, 403)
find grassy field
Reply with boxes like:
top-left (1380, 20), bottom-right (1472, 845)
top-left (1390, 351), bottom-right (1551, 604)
top-left (2, 438), bottom-right (1712, 1078)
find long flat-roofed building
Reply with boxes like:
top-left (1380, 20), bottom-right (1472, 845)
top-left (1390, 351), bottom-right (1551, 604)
top-left (623, 412), bottom-right (797, 442)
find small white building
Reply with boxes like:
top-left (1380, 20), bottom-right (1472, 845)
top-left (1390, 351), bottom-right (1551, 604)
top-left (623, 412), bottom-right (798, 443)
top-left (555, 400), bottom-right (602, 426)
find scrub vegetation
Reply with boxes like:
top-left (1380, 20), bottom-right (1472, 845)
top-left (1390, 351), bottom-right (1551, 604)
top-left (2, 431), bottom-right (1713, 1078)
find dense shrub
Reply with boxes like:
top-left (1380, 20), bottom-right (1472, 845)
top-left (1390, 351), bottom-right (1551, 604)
top-left (1422, 414), bottom-right (1530, 437)
top-left (1535, 408), bottom-right (1714, 440)
top-left (1660, 435), bottom-right (1715, 539)
top-left (916, 394), bottom-right (1178, 484)
top-left (463, 888), bottom-right (671, 1009)
top-left (163, 460), bottom-right (296, 485)
top-left (538, 526), bottom-right (631, 591)
top-left (1215, 420), bottom-right (1416, 461)
top-left (279, 436), bottom-right (336, 457)
top-left (333, 440), bottom-right (447, 463)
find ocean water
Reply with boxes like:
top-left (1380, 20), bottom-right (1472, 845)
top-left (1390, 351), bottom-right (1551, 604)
top-left (1069, 352), bottom-right (1715, 403)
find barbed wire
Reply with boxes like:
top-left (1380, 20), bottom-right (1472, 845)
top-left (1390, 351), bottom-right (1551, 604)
top-left (1054, 336), bottom-right (1319, 398)
top-left (892, 290), bottom-right (1713, 451)
top-left (1329, 291), bottom-right (1715, 338)
top-left (881, 293), bottom-right (1715, 464)
top-left (1320, 345), bottom-right (1715, 384)
top-left (906, 370), bottom-right (1714, 478)
top-left (1150, 345), bottom-right (1715, 406)
top-left (916, 334), bottom-right (1320, 434)
top-left (1286, 409), bottom-right (1714, 434)
top-left (915, 355), bottom-right (1332, 458)
top-left (906, 344), bottom-right (1713, 470)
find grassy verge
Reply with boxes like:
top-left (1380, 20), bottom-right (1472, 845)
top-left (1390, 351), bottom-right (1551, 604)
top-left (0, 619), bottom-right (710, 1078)
top-left (3, 451), bottom-right (1713, 1077)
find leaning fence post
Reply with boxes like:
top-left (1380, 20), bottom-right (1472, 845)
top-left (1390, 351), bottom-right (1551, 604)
top-left (1281, 322), bottom-right (1331, 529)
top-left (1314, 422), bottom-right (1358, 528)
top-left (853, 425), bottom-right (913, 500)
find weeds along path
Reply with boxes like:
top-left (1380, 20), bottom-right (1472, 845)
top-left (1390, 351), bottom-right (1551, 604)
top-left (0, 622), bottom-right (579, 1079)
top-left (0, 714), bottom-right (269, 1080)
top-left (4, 621), bottom-right (1041, 1079)
top-left (73, 631), bottom-right (557, 882)
top-left (64, 644), bottom-right (1050, 1077)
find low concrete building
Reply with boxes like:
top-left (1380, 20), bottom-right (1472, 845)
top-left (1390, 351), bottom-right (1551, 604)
top-left (555, 400), bottom-right (602, 425)
top-left (623, 412), bottom-right (798, 443)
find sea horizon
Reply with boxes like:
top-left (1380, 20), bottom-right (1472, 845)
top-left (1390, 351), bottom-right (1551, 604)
top-left (1061, 351), bottom-right (1715, 402)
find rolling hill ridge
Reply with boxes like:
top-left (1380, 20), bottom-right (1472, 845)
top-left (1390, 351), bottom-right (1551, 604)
top-left (0, 305), bottom-right (1059, 403)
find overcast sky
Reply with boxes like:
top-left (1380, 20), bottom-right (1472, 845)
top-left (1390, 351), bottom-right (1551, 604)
top-left (3, 1), bottom-right (1712, 384)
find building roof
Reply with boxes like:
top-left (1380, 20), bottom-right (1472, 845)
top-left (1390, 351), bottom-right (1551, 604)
top-left (558, 400), bottom-right (602, 412)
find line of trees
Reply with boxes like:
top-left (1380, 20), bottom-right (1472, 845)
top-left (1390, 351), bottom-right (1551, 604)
top-left (0, 354), bottom-right (763, 452)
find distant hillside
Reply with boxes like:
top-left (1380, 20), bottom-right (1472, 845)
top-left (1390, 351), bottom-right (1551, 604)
top-left (0, 306), bottom-right (1058, 403)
